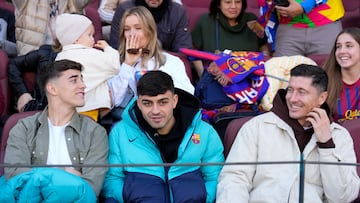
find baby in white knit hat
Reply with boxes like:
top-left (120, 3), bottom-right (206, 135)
top-left (54, 13), bottom-right (121, 121)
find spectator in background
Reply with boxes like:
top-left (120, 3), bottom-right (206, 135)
top-left (324, 27), bottom-right (360, 123)
top-left (274, 0), bottom-right (344, 56)
top-left (11, 0), bottom-right (90, 56)
top-left (101, 71), bottom-right (224, 203)
top-left (98, 0), bottom-right (127, 25)
top-left (8, 44), bottom-right (57, 113)
top-left (109, 0), bottom-right (192, 52)
top-left (98, 0), bottom-right (127, 42)
top-left (99, 0), bottom-right (182, 25)
top-left (54, 13), bottom-right (121, 122)
top-left (0, 7), bottom-right (16, 57)
top-left (4, 59), bottom-right (108, 200)
top-left (191, 0), bottom-right (268, 77)
top-left (217, 64), bottom-right (360, 202)
top-left (98, 0), bottom-right (182, 42)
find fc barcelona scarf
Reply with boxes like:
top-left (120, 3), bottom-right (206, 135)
top-left (214, 51), bottom-right (269, 104)
top-left (181, 48), bottom-right (269, 105)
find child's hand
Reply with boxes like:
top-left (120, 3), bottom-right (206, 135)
top-left (94, 40), bottom-right (109, 50)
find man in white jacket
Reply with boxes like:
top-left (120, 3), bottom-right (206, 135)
top-left (217, 64), bottom-right (360, 203)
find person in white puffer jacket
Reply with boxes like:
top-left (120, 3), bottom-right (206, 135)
top-left (217, 64), bottom-right (360, 203)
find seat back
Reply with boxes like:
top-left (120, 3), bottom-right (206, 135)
top-left (0, 111), bottom-right (39, 176)
top-left (167, 51), bottom-right (193, 83)
top-left (85, 0), bottom-right (103, 41)
top-left (86, 0), bottom-right (100, 8)
top-left (0, 0), bottom-right (14, 13)
top-left (246, 0), bottom-right (260, 17)
top-left (182, 0), bottom-right (210, 31)
top-left (223, 116), bottom-right (254, 157)
top-left (0, 50), bottom-right (10, 117)
top-left (342, 0), bottom-right (360, 28)
top-left (341, 119), bottom-right (360, 176)
top-left (306, 54), bottom-right (329, 68)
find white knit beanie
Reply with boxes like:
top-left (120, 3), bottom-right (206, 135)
top-left (55, 13), bottom-right (92, 46)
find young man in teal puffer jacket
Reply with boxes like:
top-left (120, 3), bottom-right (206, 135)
top-left (102, 71), bottom-right (224, 203)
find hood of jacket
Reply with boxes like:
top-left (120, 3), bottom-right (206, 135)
top-left (271, 89), bottom-right (332, 152)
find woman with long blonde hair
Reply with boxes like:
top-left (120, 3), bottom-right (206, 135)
top-left (112, 6), bottom-right (194, 98)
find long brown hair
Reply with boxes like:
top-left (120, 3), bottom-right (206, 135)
top-left (118, 6), bottom-right (165, 69)
top-left (323, 27), bottom-right (360, 114)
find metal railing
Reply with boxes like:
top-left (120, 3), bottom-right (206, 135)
top-left (1, 160), bottom-right (359, 203)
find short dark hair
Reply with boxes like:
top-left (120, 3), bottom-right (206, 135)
top-left (137, 71), bottom-right (174, 96)
top-left (290, 64), bottom-right (328, 93)
top-left (38, 59), bottom-right (83, 92)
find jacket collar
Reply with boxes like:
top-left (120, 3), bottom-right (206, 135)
top-left (61, 43), bottom-right (89, 51)
top-left (217, 12), bottom-right (246, 33)
top-left (38, 106), bottom-right (82, 134)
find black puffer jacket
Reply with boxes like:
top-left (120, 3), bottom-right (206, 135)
top-left (7, 44), bottom-right (57, 110)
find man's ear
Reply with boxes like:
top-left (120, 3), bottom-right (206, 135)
top-left (46, 82), bottom-right (57, 96)
top-left (173, 94), bottom-right (178, 109)
top-left (136, 98), bottom-right (142, 110)
top-left (318, 91), bottom-right (328, 106)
